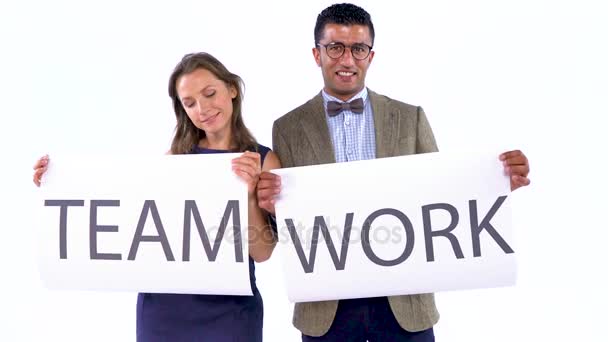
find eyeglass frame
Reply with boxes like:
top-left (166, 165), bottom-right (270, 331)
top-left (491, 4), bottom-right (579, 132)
top-left (316, 42), bottom-right (374, 60)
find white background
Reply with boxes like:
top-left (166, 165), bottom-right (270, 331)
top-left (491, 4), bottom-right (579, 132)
top-left (1, 0), bottom-right (606, 341)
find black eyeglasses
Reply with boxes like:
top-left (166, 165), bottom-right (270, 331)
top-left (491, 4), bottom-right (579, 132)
top-left (316, 42), bottom-right (373, 60)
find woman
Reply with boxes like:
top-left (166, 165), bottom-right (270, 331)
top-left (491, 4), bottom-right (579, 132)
top-left (33, 52), bottom-right (280, 341)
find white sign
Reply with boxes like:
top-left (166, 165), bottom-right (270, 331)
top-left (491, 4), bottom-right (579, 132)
top-left (37, 153), bottom-right (252, 296)
top-left (273, 152), bottom-right (516, 302)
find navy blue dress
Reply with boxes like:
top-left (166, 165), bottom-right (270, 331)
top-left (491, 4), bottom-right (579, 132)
top-left (136, 144), bottom-right (272, 342)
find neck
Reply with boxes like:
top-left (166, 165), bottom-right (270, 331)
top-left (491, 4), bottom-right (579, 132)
top-left (324, 86), bottom-right (365, 102)
top-left (200, 130), bottom-right (234, 150)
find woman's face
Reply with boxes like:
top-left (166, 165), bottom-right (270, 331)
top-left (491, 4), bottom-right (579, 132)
top-left (176, 68), bottom-right (237, 137)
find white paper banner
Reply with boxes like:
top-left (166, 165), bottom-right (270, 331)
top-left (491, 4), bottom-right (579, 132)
top-left (37, 153), bottom-right (252, 296)
top-left (274, 151), bottom-right (516, 302)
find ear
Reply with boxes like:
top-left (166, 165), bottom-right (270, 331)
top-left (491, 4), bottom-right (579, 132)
top-left (313, 47), bottom-right (322, 67)
top-left (229, 84), bottom-right (237, 99)
top-left (368, 50), bottom-right (375, 64)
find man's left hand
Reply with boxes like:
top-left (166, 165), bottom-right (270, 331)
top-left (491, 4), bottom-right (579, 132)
top-left (500, 150), bottom-right (531, 191)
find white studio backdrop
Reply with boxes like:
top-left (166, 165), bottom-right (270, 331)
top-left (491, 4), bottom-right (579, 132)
top-left (1, 0), bottom-right (606, 341)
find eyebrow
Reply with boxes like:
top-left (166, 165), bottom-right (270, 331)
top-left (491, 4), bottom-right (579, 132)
top-left (326, 41), bottom-right (370, 45)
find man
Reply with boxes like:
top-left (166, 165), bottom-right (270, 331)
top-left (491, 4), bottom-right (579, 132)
top-left (257, 3), bottom-right (531, 341)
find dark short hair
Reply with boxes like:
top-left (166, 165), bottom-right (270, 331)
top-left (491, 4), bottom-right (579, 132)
top-left (314, 3), bottom-right (375, 45)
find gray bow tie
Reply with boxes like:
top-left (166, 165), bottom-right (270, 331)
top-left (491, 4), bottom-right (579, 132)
top-left (326, 98), bottom-right (364, 116)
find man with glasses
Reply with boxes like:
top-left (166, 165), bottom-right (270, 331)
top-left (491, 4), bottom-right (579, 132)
top-left (257, 3), bottom-right (531, 341)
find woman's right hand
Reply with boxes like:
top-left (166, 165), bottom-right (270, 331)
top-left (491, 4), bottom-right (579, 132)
top-left (33, 155), bottom-right (49, 187)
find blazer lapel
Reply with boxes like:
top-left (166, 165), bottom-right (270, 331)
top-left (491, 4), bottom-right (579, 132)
top-left (369, 89), bottom-right (399, 158)
top-left (299, 93), bottom-right (336, 164)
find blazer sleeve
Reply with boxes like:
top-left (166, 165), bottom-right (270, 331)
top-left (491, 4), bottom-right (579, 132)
top-left (272, 120), bottom-right (295, 168)
top-left (416, 106), bottom-right (439, 153)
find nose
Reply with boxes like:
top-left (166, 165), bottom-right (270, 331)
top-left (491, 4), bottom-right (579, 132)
top-left (195, 99), bottom-right (211, 117)
top-left (339, 47), bottom-right (356, 66)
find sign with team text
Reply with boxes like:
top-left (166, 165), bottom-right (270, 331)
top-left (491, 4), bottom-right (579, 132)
top-left (37, 153), bottom-right (252, 295)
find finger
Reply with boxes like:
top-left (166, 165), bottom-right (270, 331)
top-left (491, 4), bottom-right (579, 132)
top-left (232, 161), bottom-right (260, 177)
top-left (502, 154), bottom-right (528, 167)
top-left (257, 188), bottom-right (280, 202)
top-left (257, 178), bottom-right (273, 188)
top-left (259, 172), bottom-right (281, 185)
top-left (258, 200), bottom-right (276, 215)
top-left (242, 151), bottom-right (261, 160)
top-left (233, 152), bottom-right (260, 167)
top-left (257, 178), bottom-right (281, 192)
top-left (514, 175), bottom-right (531, 186)
top-left (233, 164), bottom-right (258, 180)
top-left (233, 153), bottom-right (258, 165)
top-left (499, 150), bottom-right (523, 161)
top-left (34, 167), bottom-right (46, 177)
top-left (258, 191), bottom-right (276, 215)
top-left (232, 154), bottom-right (262, 173)
top-left (504, 165), bottom-right (529, 177)
top-left (233, 170), bottom-right (254, 184)
top-left (34, 167), bottom-right (47, 181)
top-left (511, 175), bottom-right (531, 187)
top-left (33, 155), bottom-right (49, 170)
top-left (33, 168), bottom-right (46, 187)
top-left (234, 169), bottom-right (255, 183)
top-left (232, 159), bottom-right (261, 174)
top-left (257, 181), bottom-right (272, 191)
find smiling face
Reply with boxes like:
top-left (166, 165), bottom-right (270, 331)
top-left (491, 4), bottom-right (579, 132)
top-left (175, 68), bottom-right (237, 138)
top-left (313, 23), bottom-right (375, 101)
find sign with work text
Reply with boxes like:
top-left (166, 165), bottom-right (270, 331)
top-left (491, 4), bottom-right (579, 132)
top-left (37, 153), bottom-right (252, 295)
top-left (274, 151), bottom-right (516, 302)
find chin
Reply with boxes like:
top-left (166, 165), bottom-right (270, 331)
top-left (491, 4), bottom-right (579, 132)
top-left (205, 124), bottom-right (230, 136)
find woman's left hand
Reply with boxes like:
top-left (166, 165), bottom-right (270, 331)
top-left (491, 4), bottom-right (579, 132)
top-left (232, 151), bottom-right (262, 196)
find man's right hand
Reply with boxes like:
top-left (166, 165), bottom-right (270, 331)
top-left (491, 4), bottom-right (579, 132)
top-left (256, 171), bottom-right (281, 215)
